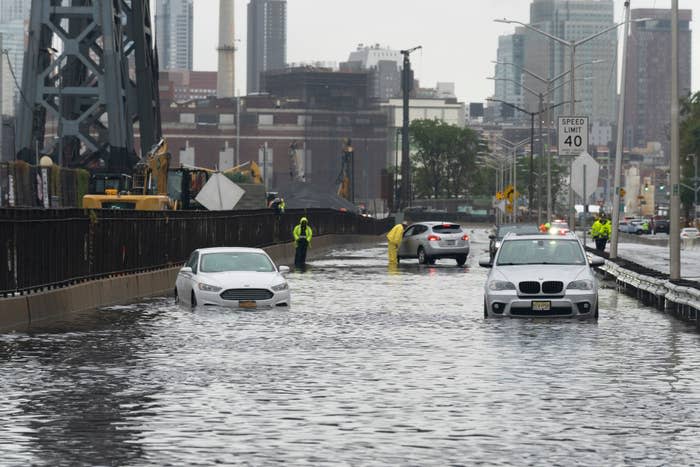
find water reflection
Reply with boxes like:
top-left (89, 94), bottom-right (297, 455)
top-left (1, 245), bottom-right (699, 465)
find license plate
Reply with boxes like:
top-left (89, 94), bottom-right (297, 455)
top-left (445, 240), bottom-right (456, 246)
top-left (532, 301), bottom-right (551, 311)
top-left (239, 300), bottom-right (257, 309)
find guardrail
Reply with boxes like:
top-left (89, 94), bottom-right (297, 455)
top-left (0, 208), bottom-right (392, 295)
top-left (587, 246), bottom-right (700, 330)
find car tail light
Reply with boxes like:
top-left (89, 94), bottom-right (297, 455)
top-left (559, 229), bottom-right (569, 235)
top-left (462, 234), bottom-right (470, 241)
top-left (427, 234), bottom-right (441, 241)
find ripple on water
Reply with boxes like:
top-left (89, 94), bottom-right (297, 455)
top-left (1, 243), bottom-right (700, 465)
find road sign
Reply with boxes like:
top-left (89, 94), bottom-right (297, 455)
top-left (570, 151), bottom-right (599, 201)
top-left (558, 116), bottom-right (589, 157)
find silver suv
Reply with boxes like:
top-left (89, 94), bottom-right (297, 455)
top-left (479, 232), bottom-right (603, 320)
top-left (398, 222), bottom-right (470, 266)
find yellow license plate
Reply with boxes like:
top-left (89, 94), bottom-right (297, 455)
top-left (532, 301), bottom-right (551, 311)
top-left (239, 300), bottom-right (257, 309)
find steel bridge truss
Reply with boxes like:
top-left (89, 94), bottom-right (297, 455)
top-left (17, 0), bottom-right (161, 172)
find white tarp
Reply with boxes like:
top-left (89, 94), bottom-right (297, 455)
top-left (570, 151), bottom-right (600, 201)
top-left (195, 173), bottom-right (245, 211)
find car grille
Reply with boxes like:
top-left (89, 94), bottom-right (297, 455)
top-left (220, 289), bottom-right (273, 301)
top-left (519, 281), bottom-right (541, 294)
top-left (511, 306), bottom-right (572, 317)
top-left (542, 281), bottom-right (564, 294)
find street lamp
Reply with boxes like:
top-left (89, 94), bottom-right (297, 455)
top-left (495, 15), bottom-right (650, 229)
top-left (495, 136), bottom-right (530, 223)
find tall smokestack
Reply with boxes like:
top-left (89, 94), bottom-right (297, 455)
top-left (217, 0), bottom-right (236, 98)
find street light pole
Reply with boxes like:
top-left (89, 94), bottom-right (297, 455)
top-left (670, 0), bottom-right (681, 280)
top-left (610, 1), bottom-right (632, 259)
top-left (399, 45), bottom-right (422, 211)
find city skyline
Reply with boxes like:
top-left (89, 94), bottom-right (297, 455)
top-left (186, 0), bottom-right (698, 103)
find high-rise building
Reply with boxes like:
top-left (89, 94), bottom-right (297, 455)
top-left (247, 0), bottom-right (287, 94)
top-left (0, 0), bottom-right (29, 23)
top-left (526, 0), bottom-right (617, 127)
top-left (345, 44), bottom-right (402, 101)
top-left (625, 9), bottom-right (693, 156)
top-left (494, 29), bottom-right (526, 121)
top-left (0, 19), bottom-right (26, 116)
top-left (155, 0), bottom-right (194, 71)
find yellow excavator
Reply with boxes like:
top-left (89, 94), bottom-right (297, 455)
top-left (82, 139), bottom-right (174, 210)
top-left (223, 160), bottom-right (264, 184)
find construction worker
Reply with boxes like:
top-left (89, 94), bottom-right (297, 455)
top-left (387, 221), bottom-right (408, 265)
top-left (591, 213), bottom-right (611, 252)
top-left (293, 217), bottom-right (313, 268)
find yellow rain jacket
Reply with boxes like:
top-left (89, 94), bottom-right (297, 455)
top-left (386, 223), bottom-right (405, 265)
top-left (293, 217), bottom-right (313, 247)
top-left (387, 223), bottom-right (405, 245)
top-left (590, 219), bottom-right (603, 239)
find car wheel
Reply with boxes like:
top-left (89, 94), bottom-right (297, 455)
top-left (456, 255), bottom-right (467, 267)
top-left (428, 258), bottom-right (436, 265)
top-left (174, 288), bottom-right (179, 304)
top-left (484, 301), bottom-right (488, 319)
top-left (594, 300), bottom-right (599, 321)
top-left (418, 247), bottom-right (429, 265)
top-left (191, 291), bottom-right (197, 308)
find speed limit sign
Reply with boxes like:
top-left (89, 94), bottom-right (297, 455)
top-left (558, 116), bottom-right (589, 156)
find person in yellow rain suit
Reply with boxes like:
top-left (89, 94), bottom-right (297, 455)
top-left (293, 217), bottom-right (313, 267)
top-left (387, 221), bottom-right (408, 265)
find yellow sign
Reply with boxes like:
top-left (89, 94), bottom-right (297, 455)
top-left (620, 188), bottom-right (626, 198)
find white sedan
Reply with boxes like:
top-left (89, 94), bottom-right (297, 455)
top-left (175, 247), bottom-right (290, 308)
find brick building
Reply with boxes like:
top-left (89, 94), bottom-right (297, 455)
top-left (156, 69), bottom-right (389, 202)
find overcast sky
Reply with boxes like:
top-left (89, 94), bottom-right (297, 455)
top-left (189, 0), bottom-right (698, 103)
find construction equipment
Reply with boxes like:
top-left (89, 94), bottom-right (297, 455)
top-left (223, 161), bottom-right (264, 185)
top-left (336, 139), bottom-right (354, 202)
top-left (133, 139), bottom-right (171, 196)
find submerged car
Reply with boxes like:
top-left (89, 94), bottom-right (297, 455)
top-left (398, 222), bottom-right (470, 266)
top-left (489, 223), bottom-right (541, 261)
top-left (175, 247), bottom-right (290, 308)
top-left (479, 232), bottom-right (603, 320)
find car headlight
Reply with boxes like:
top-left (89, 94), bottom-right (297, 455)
top-left (198, 283), bottom-right (222, 292)
top-left (271, 282), bottom-right (289, 292)
top-left (488, 280), bottom-right (516, 291)
top-left (567, 280), bottom-right (594, 290)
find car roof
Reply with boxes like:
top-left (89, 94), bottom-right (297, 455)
top-left (503, 232), bottom-right (578, 240)
top-left (411, 221), bottom-right (462, 227)
top-left (195, 247), bottom-right (267, 254)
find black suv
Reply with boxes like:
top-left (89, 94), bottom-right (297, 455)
top-left (653, 218), bottom-right (670, 234)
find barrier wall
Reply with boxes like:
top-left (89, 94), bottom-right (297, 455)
top-left (0, 234), bottom-right (381, 332)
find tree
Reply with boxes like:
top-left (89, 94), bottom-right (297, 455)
top-left (409, 119), bottom-right (480, 199)
top-left (680, 91), bottom-right (700, 221)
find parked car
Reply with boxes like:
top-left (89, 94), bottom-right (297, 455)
top-left (680, 227), bottom-right (699, 240)
top-left (629, 219), bottom-right (650, 234)
top-left (489, 223), bottom-right (541, 261)
top-left (618, 221), bottom-right (642, 234)
top-left (479, 232), bottom-right (603, 320)
top-left (653, 218), bottom-right (670, 234)
top-left (549, 220), bottom-right (570, 235)
top-left (175, 247), bottom-right (290, 308)
top-left (398, 222), bottom-right (470, 266)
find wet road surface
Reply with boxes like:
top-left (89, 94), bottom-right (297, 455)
top-left (2, 233), bottom-right (700, 465)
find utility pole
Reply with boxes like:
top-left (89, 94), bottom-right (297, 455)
top-left (670, 0), bottom-right (681, 280)
top-left (399, 45), bottom-right (421, 211)
top-left (610, 1), bottom-right (631, 259)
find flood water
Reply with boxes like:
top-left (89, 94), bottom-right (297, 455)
top-left (2, 233), bottom-right (700, 465)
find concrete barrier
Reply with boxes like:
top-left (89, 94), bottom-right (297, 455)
top-left (0, 234), bottom-right (382, 332)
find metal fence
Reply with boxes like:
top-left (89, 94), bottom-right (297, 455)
top-left (0, 208), bottom-right (392, 295)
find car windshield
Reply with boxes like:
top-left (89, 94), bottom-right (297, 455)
top-left (200, 252), bottom-right (275, 273)
top-left (496, 224), bottom-right (540, 240)
top-left (432, 224), bottom-right (462, 233)
top-left (496, 239), bottom-right (586, 266)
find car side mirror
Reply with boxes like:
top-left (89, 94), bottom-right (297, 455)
top-left (478, 257), bottom-right (493, 268)
top-left (589, 257), bottom-right (605, 267)
top-left (180, 266), bottom-right (192, 273)
top-left (279, 265), bottom-right (290, 275)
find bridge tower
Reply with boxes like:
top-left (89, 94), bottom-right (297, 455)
top-left (16, 0), bottom-right (162, 172)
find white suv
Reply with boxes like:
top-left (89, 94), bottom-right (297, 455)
top-left (479, 232), bottom-right (604, 320)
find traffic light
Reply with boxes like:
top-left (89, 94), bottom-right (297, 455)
top-left (644, 184), bottom-right (649, 192)
top-left (659, 185), bottom-right (666, 191)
